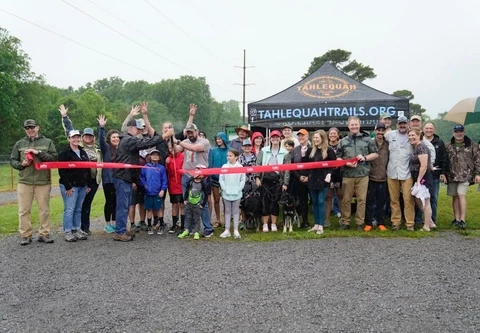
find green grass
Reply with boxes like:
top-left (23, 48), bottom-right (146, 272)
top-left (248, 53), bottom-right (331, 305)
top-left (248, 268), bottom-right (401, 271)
top-left (1, 185), bottom-right (479, 239)
top-left (0, 190), bottom-right (105, 234)
top-left (0, 164), bottom-right (60, 192)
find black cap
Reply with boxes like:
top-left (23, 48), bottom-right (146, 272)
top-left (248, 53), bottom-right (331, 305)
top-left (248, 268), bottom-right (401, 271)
top-left (375, 122), bottom-right (386, 130)
top-left (453, 124), bottom-right (465, 132)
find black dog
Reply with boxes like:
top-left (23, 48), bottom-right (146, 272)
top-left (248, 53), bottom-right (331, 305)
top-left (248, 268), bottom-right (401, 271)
top-left (278, 191), bottom-right (299, 232)
top-left (241, 193), bottom-right (262, 232)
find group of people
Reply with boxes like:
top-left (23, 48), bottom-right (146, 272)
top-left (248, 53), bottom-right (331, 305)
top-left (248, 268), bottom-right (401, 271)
top-left (10, 104), bottom-right (480, 245)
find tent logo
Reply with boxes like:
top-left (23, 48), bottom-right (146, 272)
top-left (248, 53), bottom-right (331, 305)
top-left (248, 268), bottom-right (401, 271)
top-left (297, 76), bottom-right (356, 99)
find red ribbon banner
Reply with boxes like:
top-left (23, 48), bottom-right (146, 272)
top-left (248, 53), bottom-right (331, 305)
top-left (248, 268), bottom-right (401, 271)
top-left (181, 158), bottom-right (359, 176)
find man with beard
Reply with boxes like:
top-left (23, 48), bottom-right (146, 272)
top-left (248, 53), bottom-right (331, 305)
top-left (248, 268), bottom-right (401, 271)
top-left (174, 123), bottom-right (214, 237)
top-left (230, 125), bottom-right (252, 151)
top-left (384, 116), bottom-right (415, 231)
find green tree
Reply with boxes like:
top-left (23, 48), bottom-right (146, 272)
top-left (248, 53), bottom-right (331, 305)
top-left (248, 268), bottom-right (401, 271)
top-left (392, 89), bottom-right (428, 121)
top-left (303, 49), bottom-right (376, 82)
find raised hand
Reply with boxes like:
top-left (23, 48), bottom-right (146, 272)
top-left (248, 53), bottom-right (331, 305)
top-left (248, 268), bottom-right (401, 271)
top-left (97, 115), bottom-right (107, 127)
top-left (130, 105), bottom-right (141, 117)
top-left (59, 104), bottom-right (68, 117)
top-left (140, 102), bottom-right (148, 114)
top-left (189, 104), bottom-right (197, 116)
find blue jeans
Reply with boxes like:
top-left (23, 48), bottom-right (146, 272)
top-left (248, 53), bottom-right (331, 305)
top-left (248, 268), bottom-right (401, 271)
top-left (431, 178), bottom-right (440, 223)
top-left (310, 188), bottom-right (328, 226)
top-left (60, 184), bottom-right (87, 233)
top-left (182, 174), bottom-right (212, 233)
top-left (114, 178), bottom-right (132, 235)
top-left (333, 191), bottom-right (341, 215)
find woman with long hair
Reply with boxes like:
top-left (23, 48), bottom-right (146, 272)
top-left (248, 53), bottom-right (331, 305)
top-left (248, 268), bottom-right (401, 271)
top-left (408, 128), bottom-right (435, 231)
top-left (324, 127), bottom-right (343, 227)
top-left (301, 130), bottom-right (336, 235)
top-left (251, 132), bottom-right (265, 155)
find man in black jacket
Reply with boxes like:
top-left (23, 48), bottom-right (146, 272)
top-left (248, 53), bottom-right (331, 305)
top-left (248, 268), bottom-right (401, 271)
top-left (113, 113), bottom-right (174, 242)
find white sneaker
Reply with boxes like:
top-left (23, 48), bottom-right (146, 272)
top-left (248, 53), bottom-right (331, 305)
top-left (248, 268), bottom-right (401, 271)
top-left (219, 230), bottom-right (231, 238)
top-left (271, 224), bottom-right (278, 232)
top-left (233, 230), bottom-right (241, 239)
top-left (336, 212), bottom-right (342, 218)
top-left (316, 226), bottom-right (324, 235)
top-left (308, 225), bottom-right (319, 232)
top-left (262, 224), bottom-right (269, 232)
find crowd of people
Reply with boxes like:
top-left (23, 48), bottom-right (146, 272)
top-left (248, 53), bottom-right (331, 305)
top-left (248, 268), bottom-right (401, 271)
top-left (9, 105), bottom-right (480, 245)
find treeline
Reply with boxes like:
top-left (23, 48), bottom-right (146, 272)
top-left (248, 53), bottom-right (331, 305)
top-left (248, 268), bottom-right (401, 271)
top-left (1, 27), bottom-right (242, 154)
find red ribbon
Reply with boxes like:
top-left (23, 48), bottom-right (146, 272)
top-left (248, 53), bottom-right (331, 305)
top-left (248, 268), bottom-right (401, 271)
top-left (181, 158), bottom-right (358, 176)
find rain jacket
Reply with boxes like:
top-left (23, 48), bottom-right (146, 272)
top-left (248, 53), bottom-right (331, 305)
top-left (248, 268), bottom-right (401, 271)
top-left (140, 163), bottom-right (168, 195)
top-left (208, 132), bottom-right (229, 182)
top-left (336, 132), bottom-right (378, 178)
top-left (166, 152), bottom-right (184, 195)
top-left (251, 132), bottom-right (264, 155)
top-left (444, 135), bottom-right (480, 183)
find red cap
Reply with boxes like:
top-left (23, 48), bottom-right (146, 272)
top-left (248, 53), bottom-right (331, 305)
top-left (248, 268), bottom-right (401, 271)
top-left (270, 130), bottom-right (281, 137)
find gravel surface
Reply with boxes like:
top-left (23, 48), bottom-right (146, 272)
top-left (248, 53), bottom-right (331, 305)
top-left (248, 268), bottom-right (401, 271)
top-left (1, 227), bottom-right (480, 332)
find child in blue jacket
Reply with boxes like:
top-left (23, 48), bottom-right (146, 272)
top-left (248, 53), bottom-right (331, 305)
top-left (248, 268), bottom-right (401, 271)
top-left (140, 149), bottom-right (168, 235)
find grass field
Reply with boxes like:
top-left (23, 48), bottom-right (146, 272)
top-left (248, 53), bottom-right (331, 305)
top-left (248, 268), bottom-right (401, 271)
top-left (0, 164), bottom-right (60, 192)
top-left (0, 184), bottom-right (479, 238)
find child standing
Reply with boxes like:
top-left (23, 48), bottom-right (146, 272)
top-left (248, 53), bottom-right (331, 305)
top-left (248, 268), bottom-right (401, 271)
top-left (140, 150), bottom-right (168, 235)
top-left (178, 164), bottom-right (209, 240)
top-left (165, 143), bottom-right (185, 233)
top-left (219, 149), bottom-right (246, 239)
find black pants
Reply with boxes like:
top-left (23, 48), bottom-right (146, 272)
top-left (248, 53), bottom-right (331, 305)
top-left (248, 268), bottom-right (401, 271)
top-left (291, 179), bottom-right (309, 223)
top-left (81, 181), bottom-right (99, 232)
top-left (103, 182), bottom-right (116, 222)
top-left (365, 180), bottom-right (387, 226)
top-left (261, 180), bottom-right (281, 217)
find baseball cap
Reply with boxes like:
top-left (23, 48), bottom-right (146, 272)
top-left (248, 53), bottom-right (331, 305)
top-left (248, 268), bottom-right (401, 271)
top-left (185, 123), bottom-right (198, 132)
top-left (453, 124), bottom-right (465, 132)
top-left (149, 149), bottom-right (161, 155)
top-left (270, 130), bottom-right (281, 137)
top-left (397, 116), bottom-right (408, 123)
top-left (375, 122), bottom-right (387, 130)
top-left (24, 119), bottom-right (38, 127)
top-left (242, 138), bottom-right (252, 146)
top-left (68, 129), bottom-right (81, 137)
top-left (136, 119), bottom-right (146, 128)
top-left (297, 129), bottom-right (308, 136)
top-left (83, 128), bottom-right (94, 136)
top-left (410, 115), bottom-right (422, 121)
top-left (380, 113), bottom-right (392, 120)
top-left (282, 124), bottom-right (293, 130)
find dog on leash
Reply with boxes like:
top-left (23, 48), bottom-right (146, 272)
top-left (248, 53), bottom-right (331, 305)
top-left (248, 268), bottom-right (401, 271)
top-left (241, 193), bottom-right (262, 232)
top-left (278, 191), bottom-right (299, 233)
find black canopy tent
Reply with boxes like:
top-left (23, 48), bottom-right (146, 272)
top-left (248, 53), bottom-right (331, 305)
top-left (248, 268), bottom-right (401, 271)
top-left (248, 62), bottom-right (409, 131)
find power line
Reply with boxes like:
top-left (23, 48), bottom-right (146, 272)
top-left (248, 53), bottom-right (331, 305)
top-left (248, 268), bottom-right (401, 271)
top-left (62, 0), bottom-right (193, 74)
top-left (86, 0), bottom-right (188, 62)
top-left (0, 7), bottom-right (163, 79)
top-left (143, 0), bottom-right (233, 70)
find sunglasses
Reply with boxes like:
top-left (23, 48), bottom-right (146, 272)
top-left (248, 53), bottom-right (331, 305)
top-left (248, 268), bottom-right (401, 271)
top-left (24, 126), bottom-right (36, 130)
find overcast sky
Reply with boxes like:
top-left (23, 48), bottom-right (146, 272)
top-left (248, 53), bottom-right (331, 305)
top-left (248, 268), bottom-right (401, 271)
top-left (1, 0), bottom-right (479, 119)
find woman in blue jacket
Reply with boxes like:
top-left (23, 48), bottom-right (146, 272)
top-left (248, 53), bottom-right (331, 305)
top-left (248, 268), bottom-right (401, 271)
top-left (208, 132), bottom-right (229, 228)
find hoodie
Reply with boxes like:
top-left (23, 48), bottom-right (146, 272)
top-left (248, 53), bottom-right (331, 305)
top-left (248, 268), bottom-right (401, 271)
top-left (219, 161), bottom-right (245, 201)
top-left (208, 132), bottom-right (229, 182)
top-left (251, 132), bottom-right (264, 155)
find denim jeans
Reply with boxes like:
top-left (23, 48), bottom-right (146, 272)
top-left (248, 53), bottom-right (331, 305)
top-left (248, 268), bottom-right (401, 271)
top-left (431, 178), bottom-right (440, 223)
top-left (310, 188), bottom-right (328, 226)
top-left (182, 174), bottom-right (212, 233)
top-left (114, 178), bottom-right (132, 235)
top-left (81, 181), bottom-right (99, 232)
top-left (60, 184), bottom-right (87, 233)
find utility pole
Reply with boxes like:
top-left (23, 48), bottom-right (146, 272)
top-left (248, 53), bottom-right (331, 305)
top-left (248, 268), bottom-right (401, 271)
top-left (234, 49), bottom-right (254, 124)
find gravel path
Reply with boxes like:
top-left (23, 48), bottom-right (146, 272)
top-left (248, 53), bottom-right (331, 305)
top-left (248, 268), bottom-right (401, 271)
top-left (1, 227), bottom-right (479, 332)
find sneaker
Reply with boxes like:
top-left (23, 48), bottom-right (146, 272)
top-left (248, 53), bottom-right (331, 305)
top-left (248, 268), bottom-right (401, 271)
top-left (220, 230), bottom-right (231, 238)
top-left (391, 225), bottom-right (400, 231)
top-left (37, 235), bottom-right (54, 243)
top-left (324, 220), bottom-right (331, 228)
top-left (126, 230), bottom-right (136, 238)
top-left (75, 230), bottom-right (88, 240)
top-left (147, 226), bottom-right (154, 235)
top-left (316, 226), bottom-right (324, 235)
top-left (262, 224), bottom-right (269, 232)
top-left (239, 222), bottom-right (245, 230)
top-left (271, 224), bottom-right (278, 232)
top-left (308, 225), bottom-right (319, 232)
top-left (177, 230), bottom-right (190, 239)
top-left (20, 237), bottom-right (32, 246)
top-left (139, 221), bottom-right (148, 231)
top-left (378, 225), bottom-right (387, 231)
top-left (193, 232), bottom-right (200, 240)
top-left (457, 220), bottom-right (467, 230)
top-left (364, 225), bottom-right (373, 232)
top-left (451, 219), bottom-right (459, 227)
top-left (204, 229), bottom-right (214, 238)
top-left (157, 225), bottom-right (165, 235)
top-left (64, 233), bottom-right (77, 242)
top-left (336, 212), bottom-right (342, 218)
top-left (234, 230), bottom-right (241, 239)
top-left (168, 225), bottom-right (176, 234)
top-left (340, 224), bottom-right (350, 230)
top-left (406, 226), bottom-right (414, 231)
top-left (130, 224), bottom-right (141, 233)
top-left (104, 225), bottom-right (115, 233)
top-left (356, 225), bottom-right (363, 231)
top-left (113, 233), bottom-right (133, 242)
